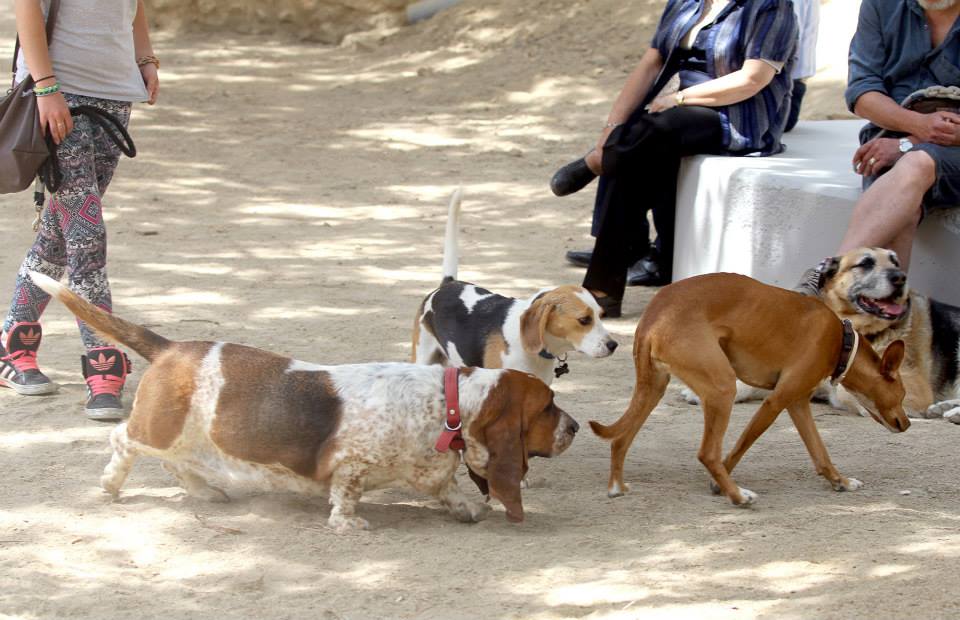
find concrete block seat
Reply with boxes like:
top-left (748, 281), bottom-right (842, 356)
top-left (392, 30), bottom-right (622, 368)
top-left (672, 119), bottom-right (960, 306)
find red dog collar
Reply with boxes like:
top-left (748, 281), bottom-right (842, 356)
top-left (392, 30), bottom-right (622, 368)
top-left (435, 367), bottom-right (466, 452)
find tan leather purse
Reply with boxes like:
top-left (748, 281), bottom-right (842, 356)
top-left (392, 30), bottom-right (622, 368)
top-left (0, 0), bottom-right (60, 194)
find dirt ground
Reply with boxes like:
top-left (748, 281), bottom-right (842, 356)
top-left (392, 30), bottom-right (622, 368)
top-left (1, 2), bottom-right (958, 619)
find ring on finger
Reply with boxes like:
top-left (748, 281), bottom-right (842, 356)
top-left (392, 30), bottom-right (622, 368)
top-left (869, 157), bottom-right (877, 166)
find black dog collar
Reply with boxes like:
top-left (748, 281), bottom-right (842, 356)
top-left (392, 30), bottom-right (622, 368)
top-left (830, 319), bottom-right (860, 385)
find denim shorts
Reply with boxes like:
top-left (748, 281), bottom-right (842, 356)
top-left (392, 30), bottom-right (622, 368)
top-left (911, 142), bottom-right (960, 212)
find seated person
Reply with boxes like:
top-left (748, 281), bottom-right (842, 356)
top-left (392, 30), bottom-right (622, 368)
top-left (551, 0), bottom-right (798, 317)
top-left (798, 0), bottom-right (960, 292)
top-left (785, 0), bottom-right (820, 132)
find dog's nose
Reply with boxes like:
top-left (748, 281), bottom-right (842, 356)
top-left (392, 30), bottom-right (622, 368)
top-left (568, 419), bottom-right (580, 434)
top-left (606, 340), bottom-right (618, 353)
top-left (889, 271), bottom-right (906, 288)
top-left (896, 416), bottom-right (910, 433)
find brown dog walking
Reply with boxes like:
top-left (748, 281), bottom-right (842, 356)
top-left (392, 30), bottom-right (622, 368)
top-left (591, 273), bottom-right (910, 506)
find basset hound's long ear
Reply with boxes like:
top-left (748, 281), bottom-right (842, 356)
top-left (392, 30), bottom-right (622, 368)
top-left (520, 296), bottom-right (554, 354)
top-left (818, 256), bottom-right (841, 287)
top-left (482, 408), bottom-right (527, 522)
top-left (472, 376), bottom-right (528, 522)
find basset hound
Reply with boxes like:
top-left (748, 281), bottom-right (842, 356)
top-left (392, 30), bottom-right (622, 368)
top-left (29, 271), bottom-right (579, 531)
top-left (413, 189), bottom-right (618, 385)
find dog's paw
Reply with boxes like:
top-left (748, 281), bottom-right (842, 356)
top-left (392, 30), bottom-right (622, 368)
top-left (925, 400), bottom-right (960, 420)
top-left (607, 481), bottom-right (630, 498)
top-left (328, 515), bottom-right (370, 533)
top-left (732, 487), bottom-right (758, 507)
top-left (679, 386), bottom-right (701, 405)
top-left (708, 480), bottom-right (722, 495)
top-left (944, 407), bottom-right (960, 425)
top-left (832, 477), bottom-right (864, 492)
top-left (450, 501), bottom-right (491, 523)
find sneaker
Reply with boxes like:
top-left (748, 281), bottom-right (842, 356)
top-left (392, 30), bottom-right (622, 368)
top-left (0, 322), bottom-right (58, 395)
top-left (81, 346), bottom-right (131, 421)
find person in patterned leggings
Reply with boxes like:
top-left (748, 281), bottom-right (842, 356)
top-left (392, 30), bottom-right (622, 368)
top-left (1, 0), bottom-right (159, 420)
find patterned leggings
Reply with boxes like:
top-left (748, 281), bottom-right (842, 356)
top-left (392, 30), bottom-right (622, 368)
top-left (3, 94), bottom-right (132, 350)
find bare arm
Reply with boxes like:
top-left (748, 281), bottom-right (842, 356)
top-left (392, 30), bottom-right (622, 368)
top-left (590, 47), bottom-right (664, 157)
top-left (649, 59), bottom-right (776, 112)
top-left (132, 0), bottom-right (159, 105)
top-left (14, 0), bottom-right (73, 143)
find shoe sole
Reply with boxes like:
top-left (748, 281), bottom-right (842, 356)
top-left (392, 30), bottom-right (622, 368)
top-left (0, 377), bottom-right (59, 395)
top-left (85, 407), bottom-right (127, 422)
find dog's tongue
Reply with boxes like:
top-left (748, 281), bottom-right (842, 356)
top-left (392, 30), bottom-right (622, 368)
top-left (877, 299), bottom-right (905, 316)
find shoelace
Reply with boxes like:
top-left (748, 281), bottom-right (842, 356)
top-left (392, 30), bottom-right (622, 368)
top-left (85, 373), bottom-right (124, 397)
top-left (2, 349), bottom-right (39, 373)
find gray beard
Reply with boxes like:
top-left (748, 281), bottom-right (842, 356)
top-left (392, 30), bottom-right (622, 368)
top-left (918, 0), bottom-right (959, 10)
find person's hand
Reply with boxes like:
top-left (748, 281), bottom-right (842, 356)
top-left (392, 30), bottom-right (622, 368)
top-left (648, 93), bottom-right (678, 114)
top-left (852, 137), bottom-right (901, 177)
top-left (37, 91), bottom-right (73, 145)
top-left (910, 111), bottom-right (959, 145)
top-left (140, 63), bottom-right (159, 105)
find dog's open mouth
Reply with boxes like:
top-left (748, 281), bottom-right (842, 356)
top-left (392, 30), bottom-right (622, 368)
top-left (855, 295), bottom-right (907, 320)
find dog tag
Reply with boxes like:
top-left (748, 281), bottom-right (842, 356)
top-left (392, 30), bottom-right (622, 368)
top-left (554, 361), bottom-right (570, 378)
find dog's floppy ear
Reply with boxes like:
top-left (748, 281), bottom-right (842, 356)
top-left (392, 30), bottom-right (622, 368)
top-left (520, 297), bottom-right (554, 354)
top-left (471, 376), bottom-right (529, 522)
top-left (482, 409), bottom-right (527, 522)
top-left (818, 256), bottom-right (841, 287)
top-left (880, 339), bottom-right (906, 379)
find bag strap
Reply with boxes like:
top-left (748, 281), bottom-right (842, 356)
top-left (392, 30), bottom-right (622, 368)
top-left (11, 0), bottom-right (62, 88)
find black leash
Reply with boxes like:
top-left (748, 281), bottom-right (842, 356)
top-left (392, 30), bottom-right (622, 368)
top-left (33, 105), bottom-right (136, 229)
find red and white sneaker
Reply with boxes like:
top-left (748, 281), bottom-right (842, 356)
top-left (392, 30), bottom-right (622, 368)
top-left (81, 346), bottom-right (131, 421)
top-left (0, 322), bottom-right (58, 395)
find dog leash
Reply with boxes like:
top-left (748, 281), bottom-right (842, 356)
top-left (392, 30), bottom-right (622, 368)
top-left (830, 319), bottom-right (860, 385)
top-left (32, 105), bottom-right (137, 231)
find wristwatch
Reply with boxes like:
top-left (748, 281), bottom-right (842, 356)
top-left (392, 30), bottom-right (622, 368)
top-left (898, 137), bottom-right (913, 153)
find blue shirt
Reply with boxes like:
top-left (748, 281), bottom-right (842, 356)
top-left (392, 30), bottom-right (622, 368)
top-left (651, 0), bottom-right (798, 155)
top-left (847, 0), bottom-right (960, 111)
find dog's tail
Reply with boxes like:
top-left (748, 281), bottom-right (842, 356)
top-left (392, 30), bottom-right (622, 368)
top-left (440, 187), bottom-right (462, 284)
top-left (28, 271), bottom-right (173, 363)
top-left (588, 419), bottom-right (620, 439)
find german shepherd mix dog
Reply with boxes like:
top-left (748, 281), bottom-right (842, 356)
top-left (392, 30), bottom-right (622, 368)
top-left (819, 248), bottom-right (960, 424)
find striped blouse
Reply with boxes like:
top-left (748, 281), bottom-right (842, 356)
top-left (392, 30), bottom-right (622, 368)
top-left (651, 0), bottom-right (798, 155)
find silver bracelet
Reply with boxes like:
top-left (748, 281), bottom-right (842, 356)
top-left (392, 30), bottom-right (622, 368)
top-left (604, 121), bottom-right (623, 129)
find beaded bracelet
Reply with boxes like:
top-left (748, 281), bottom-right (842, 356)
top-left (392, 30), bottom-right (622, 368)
top-left (137, 55), bottom-right (160, 69)
top-left (33, 82), bottom-right (61, 97)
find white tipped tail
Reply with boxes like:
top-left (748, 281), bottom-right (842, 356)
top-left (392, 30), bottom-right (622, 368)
top-left (27, 270), bottom-right (172, 362)
top-left (440, 187), bottom-right (462, 283)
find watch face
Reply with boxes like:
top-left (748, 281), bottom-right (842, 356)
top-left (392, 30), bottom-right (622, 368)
top-left (899, 139), bottom-right (912, 153)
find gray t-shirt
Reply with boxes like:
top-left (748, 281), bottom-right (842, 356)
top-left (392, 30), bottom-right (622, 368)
top-left (16, 0), bottom-right (148, 103)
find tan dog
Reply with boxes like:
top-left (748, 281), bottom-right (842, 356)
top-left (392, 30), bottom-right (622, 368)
top-left (29, 272), bottom-right (579, 530)
top-left (591, 273), bottom-right (910, 506)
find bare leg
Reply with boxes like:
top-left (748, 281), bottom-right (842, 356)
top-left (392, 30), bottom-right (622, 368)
top-left (838, 151), bottom-right (935, 271)
top-left (787, 400), bottom-right (862, 491)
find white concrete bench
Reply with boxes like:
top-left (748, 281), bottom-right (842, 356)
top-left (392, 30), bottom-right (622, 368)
top-left (672, 120), bottom-right (960, 305)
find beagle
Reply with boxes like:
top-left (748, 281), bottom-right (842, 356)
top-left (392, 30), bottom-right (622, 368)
top-left (29, 271), bottom-right (580, 532)
top-left (413, 189), bottom-right (618, 385)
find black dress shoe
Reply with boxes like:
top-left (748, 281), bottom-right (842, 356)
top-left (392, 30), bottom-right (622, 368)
top-left (550, 157), bottom-right (597, 197)
top-left (627, 250), bottom-right (669, 286)
top-left (565, 249), bottom-right (592, 268)
top-left (589, 292), bottom-right (622, 319)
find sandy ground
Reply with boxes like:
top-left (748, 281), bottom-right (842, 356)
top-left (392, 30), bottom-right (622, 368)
top-left (1, 2), bottom-right (958, 619)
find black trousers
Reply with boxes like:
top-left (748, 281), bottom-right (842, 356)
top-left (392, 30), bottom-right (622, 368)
top-left (583, 105), bottom-right (725, 299)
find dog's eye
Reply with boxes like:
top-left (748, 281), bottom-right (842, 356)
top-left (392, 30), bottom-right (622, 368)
top-left (889, 254), bottom-right (900, 267)
top-left (578, 316), bottom-right (592, 326)
top-left (856, 257), bottom-right (875, 269)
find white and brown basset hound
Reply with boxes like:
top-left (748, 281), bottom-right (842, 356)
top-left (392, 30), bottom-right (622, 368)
top-left (413, 190), bottom-right (618, 385)
top-left (29, 272), bottom-right (579, 532)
